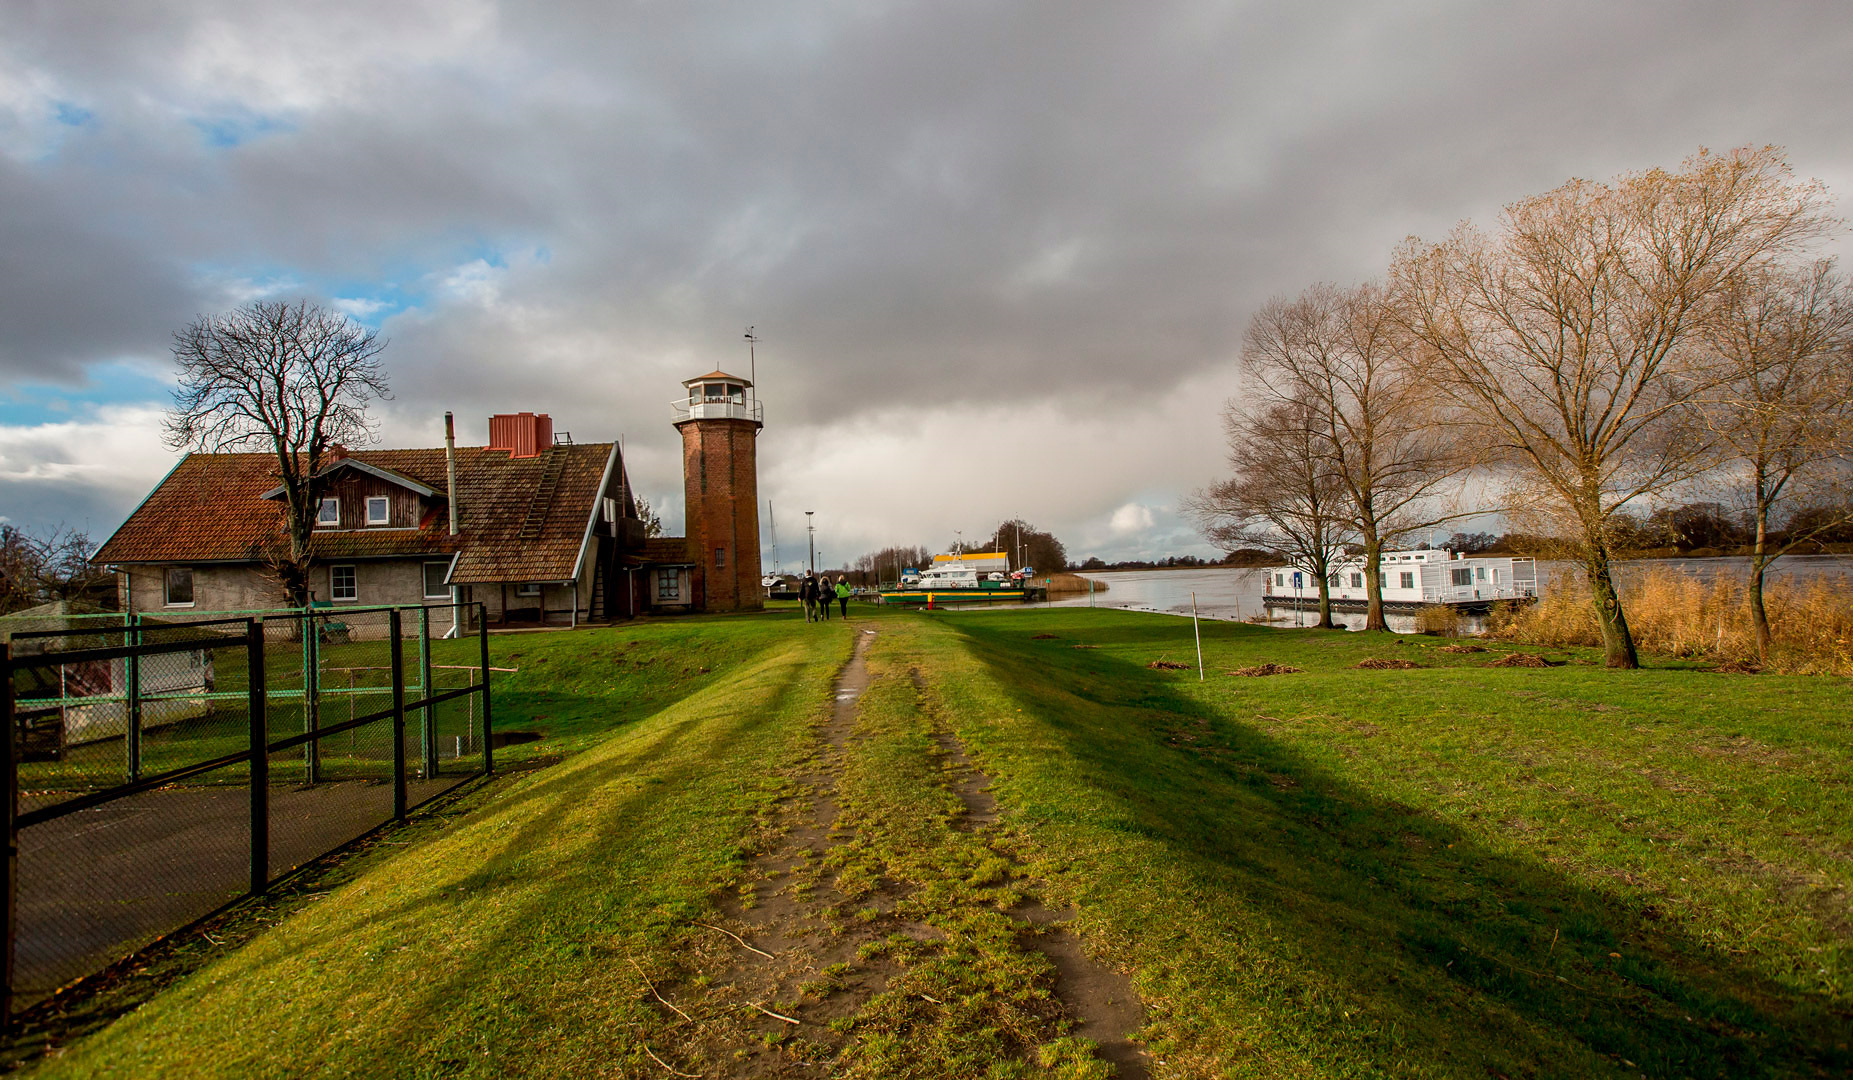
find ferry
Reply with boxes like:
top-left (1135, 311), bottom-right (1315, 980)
top-left (878, 551), bottom-right (1047, 605)
top-left (1262, 548), bottom-right (1538, 613)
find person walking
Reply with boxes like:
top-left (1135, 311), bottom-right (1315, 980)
top-left (834, 576), bottom-right (851, 617)
top-left (799, 573), bottom-right (817, 622)
top-left (817, 572), bottom-right (832, 620)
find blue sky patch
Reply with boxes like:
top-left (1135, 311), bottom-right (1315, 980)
top-left (0, 360), bottom-right (172, 427)
top-left (190, 110), bottom-right (294, 149)
top-left (52, 101), bottom-right (95, 127)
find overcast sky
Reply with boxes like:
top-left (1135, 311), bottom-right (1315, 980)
top-left (3, 1), bottom-right (1851, 566)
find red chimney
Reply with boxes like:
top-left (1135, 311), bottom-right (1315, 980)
top-left (487, 412), bottom-right (553, 458)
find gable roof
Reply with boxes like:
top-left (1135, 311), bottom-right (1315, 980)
top-left (258, 458), bottom-right (439, 501)
top-left (95, 443), bottom-right (621, 585)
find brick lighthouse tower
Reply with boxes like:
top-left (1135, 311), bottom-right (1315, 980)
top-left (675, 370), bottom-right (764, 611)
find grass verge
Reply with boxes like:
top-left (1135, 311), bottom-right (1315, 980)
top-left (911, 607), bottom-right (1851, 1078)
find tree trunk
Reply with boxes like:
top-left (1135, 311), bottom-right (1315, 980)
top-left (1316, 571), bottom-right (1335, 629)
top-left (1584, 550), bottom-right (1639, 669)
top-left (1362, 536), bottom-right (1387, 631)
top-left (1748, 502), bottom-right (1773, 662)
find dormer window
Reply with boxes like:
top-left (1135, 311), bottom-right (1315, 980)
top-left (318, 498), bottom-right (339, 526)
top-left (366, 496), bottom-right (389, 526)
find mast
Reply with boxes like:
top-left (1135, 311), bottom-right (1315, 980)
top-left (768, 500), bottom-right (780, 575)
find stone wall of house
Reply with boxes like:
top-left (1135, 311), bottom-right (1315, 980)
top-left (122, 564), bottom-right (284, 616)
top-left (120, 559), bottom-right (464, 639)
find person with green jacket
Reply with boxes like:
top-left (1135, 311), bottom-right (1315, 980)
top-left (834, 577), bottom-right (852, 617)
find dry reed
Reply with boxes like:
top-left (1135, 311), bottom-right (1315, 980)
top-left (1486, 567), bottom-right (1853, 674)
top-left (1044, 572), bottom-right (1106, 594)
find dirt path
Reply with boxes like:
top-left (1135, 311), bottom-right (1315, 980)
top-left (670, 625), bottom-right (1148, 1077)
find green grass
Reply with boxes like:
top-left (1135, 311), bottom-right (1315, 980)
top-left (26, 611), bottom-right (851, 1079)
top-left (25, 604), bottom-right (1852, 1078)
top-left (913, 608), bottom-right (1852, 1078)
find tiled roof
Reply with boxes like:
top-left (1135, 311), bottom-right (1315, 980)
top-left (95, 443), bottom-right (617, 585)
top-left (636, 536), bottom-right (693, 565)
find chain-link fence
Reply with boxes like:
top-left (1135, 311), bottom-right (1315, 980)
top-left (0, 602), bottom-right (494, 1019)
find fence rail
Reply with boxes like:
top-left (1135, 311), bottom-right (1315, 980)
top-left (0, 602), bottom-right (495, 1023)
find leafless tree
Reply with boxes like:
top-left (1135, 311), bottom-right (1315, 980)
top-left (632, 495), bottom-right (664, 538)
top-left (0, 525), bottom-right (113, 613)
top-left (1243, 282), bottom-right (1471, 630)
top-left (1692, 259), bottom-right (1853, 658)
top-left (1187, 397), bottom-right (1353, 628)
top-left (1395, 146), bottom-right (1832, 667)
top-left (165, 300), bottom-right (391, 607)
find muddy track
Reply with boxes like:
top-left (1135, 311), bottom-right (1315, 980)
top-left (673, 626), bottom-right (1148, 1077)
top-left (921, 672), bottom-right (1149, 1079)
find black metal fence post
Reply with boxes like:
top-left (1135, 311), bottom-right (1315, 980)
top-left (125, 615), bottom-right (142, 785)
top-left (248, 619), bottom-right (268, 896)
top-left (477, 604), bottom-right (493, 776)
top-left (3, 642), bottom-right (16, 1028)
top-left (305, 612), bottom-right (321, 785)
top-left (419, 606), bottom-right (436, 780)
top-left (390, 609), bottom-right (407, 820)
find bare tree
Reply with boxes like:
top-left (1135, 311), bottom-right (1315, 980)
top-left (1395, 146), bottom-right (1832, 667)
top-left (1693, 259), bottom-right (1853, 658)
top-left (1243, 282), bottom-right (1470, 630)
top-left (0, 525), bottom-right (113, 613)
top-left (165, 300), bottom-right (391, 607)
top-left (1188, 398), bottom-right (1352, 628)
top-left (632, 495), bottom-right (664, 538)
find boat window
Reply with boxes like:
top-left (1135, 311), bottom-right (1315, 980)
top-left (1475, 566), bottom-right (1487, 581)
top-left (1399, 572), bottom-right (1414, 589)
top-left (1452, 568), bottom-right (1472, 586)
top-left (1350, 573), bottom-right (1362, 588)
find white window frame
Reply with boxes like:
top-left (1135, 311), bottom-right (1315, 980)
top-left (515, 582), bottom-right (543, 598)
top-left (317, 497), bottom-right (339, 526)
top-left (366, 496), bottom-right (390, 526)
top-left (1399, 572), bottom-right (1415, 589)
top-left (331, 564), bottom-right (358, 602)
top-left (423, 561), bottom-right (451, 600)
top-left (164, 566), bottom-right (195, 607)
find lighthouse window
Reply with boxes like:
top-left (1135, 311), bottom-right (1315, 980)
top-left (714, 546), bottom-right (726, 569)
top-left (726, 383), bottom-right (743, 403)
top-left (704, 382), bottom-right (726, 403)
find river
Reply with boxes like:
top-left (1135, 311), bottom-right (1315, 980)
top-left (1019, 555), bottom-right (1853, 634)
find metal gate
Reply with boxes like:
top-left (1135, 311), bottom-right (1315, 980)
top-left (0, 602), bottom-right (495, 1021)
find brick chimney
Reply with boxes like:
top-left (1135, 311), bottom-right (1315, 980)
top-left (488, 412), bottom-right (553, 458)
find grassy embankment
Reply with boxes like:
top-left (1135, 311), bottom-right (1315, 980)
top-left (28, 612), bottom-right (853, 1079)
top-left (915, 608), bottom-right (1850, 1077)
top-left (28, 603), bottom-right (1852, 1078)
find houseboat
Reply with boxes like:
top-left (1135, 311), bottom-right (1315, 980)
top-left (1261, 548), bottom-right (1538, 613)
top-left (879, 551), bottom-right (1047, 605)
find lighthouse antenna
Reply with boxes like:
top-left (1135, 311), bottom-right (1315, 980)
top-left (743, 326), bottom-right (758, 403)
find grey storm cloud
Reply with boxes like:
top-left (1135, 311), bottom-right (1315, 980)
top-left (2, 0), bottom-right (1852, 555)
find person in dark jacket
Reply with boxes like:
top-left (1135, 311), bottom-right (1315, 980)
top-left (799, 574), bottom-right (818, 622)
top-left (817, 573), bottom-right (831, 620)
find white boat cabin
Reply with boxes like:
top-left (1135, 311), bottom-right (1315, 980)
top-left (1262, 549), bottom-right (1538, 605)
top-left (911, 551), bottom-right (1011, 590)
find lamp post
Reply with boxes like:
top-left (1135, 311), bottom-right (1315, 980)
top-left (806, 511), bottom-right (815, 575)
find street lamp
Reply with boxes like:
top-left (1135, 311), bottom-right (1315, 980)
top-left (806, 511), bottom-right (815, 574)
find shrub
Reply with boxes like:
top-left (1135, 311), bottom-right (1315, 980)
top-left (1487, 567), bottom-right (1853, 674)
